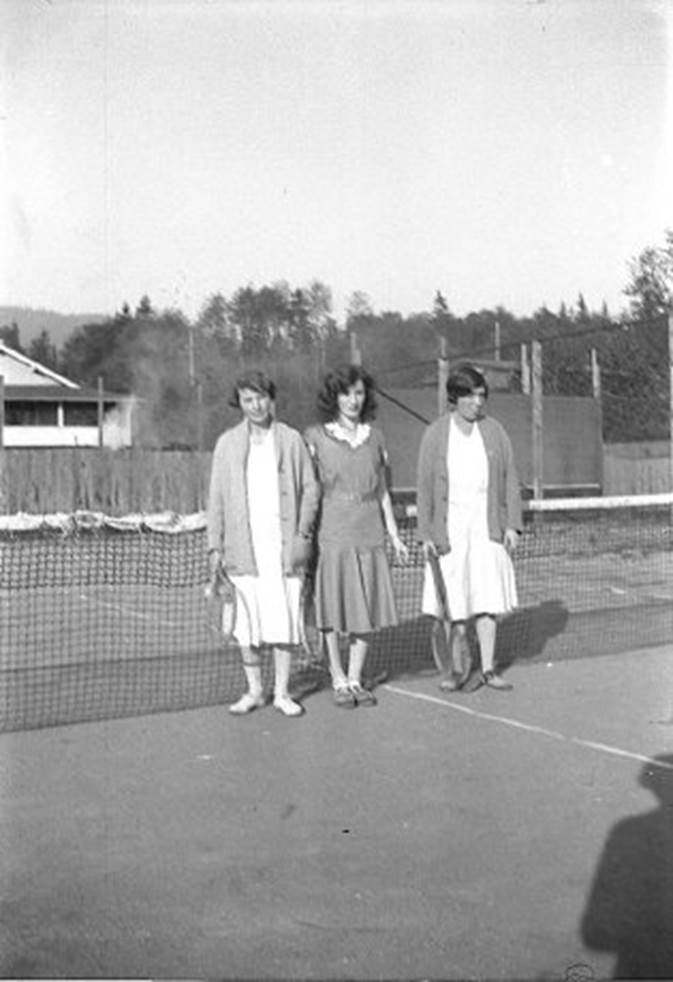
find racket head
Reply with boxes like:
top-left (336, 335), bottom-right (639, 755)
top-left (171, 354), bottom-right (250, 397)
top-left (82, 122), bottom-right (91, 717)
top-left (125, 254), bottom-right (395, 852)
top-left (204, 571), bottom-right (237, 643)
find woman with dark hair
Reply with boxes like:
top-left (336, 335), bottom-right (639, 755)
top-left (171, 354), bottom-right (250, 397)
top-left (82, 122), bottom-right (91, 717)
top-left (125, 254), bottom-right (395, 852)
top-left (305, 365), bottom-right (408, 708)
top-left (206, 370), bottom-right (319, 717)
top-left (416, 363), bottom-right (521, 691)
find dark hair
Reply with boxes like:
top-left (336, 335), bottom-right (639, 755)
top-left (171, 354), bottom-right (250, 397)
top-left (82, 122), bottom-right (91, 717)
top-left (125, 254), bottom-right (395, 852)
top-left (229, 370), bottom-right (276, 409)
top-left (446, 364), bottom-right (489, 405)
top-left (317, 364), bottom-right (377, 422)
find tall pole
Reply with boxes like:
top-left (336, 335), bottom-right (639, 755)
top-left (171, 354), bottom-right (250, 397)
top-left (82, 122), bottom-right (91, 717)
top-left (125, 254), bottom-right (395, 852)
top-left (350, 330), bottom-right (362, 366)
top-left (669, 313), bottom-right (673, 492)
top-left (438, 335), bottom-right (449, 417)
top-left (97, 375), bottom-right (104, 448)
top-left (0, 375), bottom-right (4, 513)
top-left (520, 344), bottom-right (530, 395)
top-left (494, 320), bottom-right (501, 361)
top-left (531, 340), bottom-right (543, 499)
top-left (590, 348), bottom-right (601, 399)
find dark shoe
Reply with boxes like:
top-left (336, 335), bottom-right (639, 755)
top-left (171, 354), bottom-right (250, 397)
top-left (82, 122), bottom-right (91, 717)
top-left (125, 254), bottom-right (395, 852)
top-left (333, 684), bottom-right (356, 709)
top-left (461, 670), bottom-right (485, 693)
top-left (483, 670), bottom-right (513, 691)
top-left (349, 682), bottom-right (377, 707)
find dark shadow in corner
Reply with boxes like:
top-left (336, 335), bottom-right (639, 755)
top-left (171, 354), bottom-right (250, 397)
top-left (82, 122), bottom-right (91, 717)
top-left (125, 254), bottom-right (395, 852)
top-left (580, 753), bottom-right (673, 978)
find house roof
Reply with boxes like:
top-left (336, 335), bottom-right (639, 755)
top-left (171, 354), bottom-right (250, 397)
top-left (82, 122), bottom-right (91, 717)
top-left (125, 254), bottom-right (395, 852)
top-left (0, 343), bottom-right (80, 388)
top-left (3, 384), bottom-right (130, 403)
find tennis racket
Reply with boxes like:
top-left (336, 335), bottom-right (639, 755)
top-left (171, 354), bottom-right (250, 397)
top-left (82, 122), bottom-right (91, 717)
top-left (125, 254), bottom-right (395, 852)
top-left (204, 566), bottom-right (237, 643)
top-left (427, 550), bottom-right (452, 674)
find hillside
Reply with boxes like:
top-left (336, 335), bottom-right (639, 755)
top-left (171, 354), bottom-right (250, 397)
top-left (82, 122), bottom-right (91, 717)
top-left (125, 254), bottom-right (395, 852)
top-left (0, 306), bottom-right (107, 349)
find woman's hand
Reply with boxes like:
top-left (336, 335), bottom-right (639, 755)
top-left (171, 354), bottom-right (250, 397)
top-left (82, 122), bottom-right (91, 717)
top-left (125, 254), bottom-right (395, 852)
top-left (504, 528), bottom-right (520, 555)
top-left (389, 531), bottom-right (409, 564)
top-left (290, 533), bottom-right (314, 571)
top-left (422, 540), bottom-right (438, 560)
top-left (208, 549), bottom-right (223, 578)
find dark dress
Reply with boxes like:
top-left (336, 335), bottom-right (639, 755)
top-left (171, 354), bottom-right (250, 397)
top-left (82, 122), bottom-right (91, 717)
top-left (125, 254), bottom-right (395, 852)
top-left (305, 423), bottom-right (398, 634)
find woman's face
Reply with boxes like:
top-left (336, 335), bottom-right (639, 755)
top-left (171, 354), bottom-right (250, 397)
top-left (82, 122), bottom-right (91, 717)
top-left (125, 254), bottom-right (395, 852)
top-left (455, 386), bottom-right (486, 423)
top-left (238, 387), bottom-right (273, 427)
top-left (337, 380), bottom-right (366, 423)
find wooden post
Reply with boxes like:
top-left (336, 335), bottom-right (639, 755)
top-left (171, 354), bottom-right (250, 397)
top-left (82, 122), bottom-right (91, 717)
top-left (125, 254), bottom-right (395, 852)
top-left (669, 313), bottom-right (673, 492)
top-left (196, 381), bottom-right (203, 454)
top-left (0, 375), bottom-right (5, 513)
top-left (349, 330), bottom-right (362, 366)
top-left (520, 344), bottom-right (530, 394)
top-left (531, 340), bottom-right (543, 499)
top-left (590, 348), bottom-right (601, 399)
top-left (438, 335), bottom-right (449, 417)
top-left (494, 320), bottom-right (501, 361)
top-left (97, 376), bottom-right (104, 448)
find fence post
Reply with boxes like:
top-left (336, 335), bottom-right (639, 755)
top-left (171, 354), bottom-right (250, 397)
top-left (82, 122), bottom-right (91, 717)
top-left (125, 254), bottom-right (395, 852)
top-left (97, 376), bottom-right (104, 448)
top-left (669, 312), bottom-right (673, 492)
top-left (438, 336), bottom-right (449, 417)
top-left (531, 340), bottom-right (543, 499)
top-left (349, 330), bottom-right (362, 366)
top-left (590, 348), bottom-right (601, 399)
top-left (494, 320), bottom-right (500, 361)
top-left (0, 375), bottom-right (5, 513)
top-left (520, 344), bottom-right (530, 394)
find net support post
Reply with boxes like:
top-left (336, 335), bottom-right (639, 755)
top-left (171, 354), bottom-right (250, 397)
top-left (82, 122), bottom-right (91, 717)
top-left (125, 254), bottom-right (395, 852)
top-left (520, 344), bottom-right (530, 394)
top-left (531, 339), bottom-right (543, 499)
top-left (438, 335), bottom-right (449, 417)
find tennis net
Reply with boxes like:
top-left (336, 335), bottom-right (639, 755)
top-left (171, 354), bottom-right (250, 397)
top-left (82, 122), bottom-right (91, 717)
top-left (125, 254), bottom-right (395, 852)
top-left (1, 493), bottom-right (672, 731)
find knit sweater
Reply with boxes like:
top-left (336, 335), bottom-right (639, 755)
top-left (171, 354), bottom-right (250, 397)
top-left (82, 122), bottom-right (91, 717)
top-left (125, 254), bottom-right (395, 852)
top-left (206, 420), bottom-right (320, 576)
top-left (416, 412), bottom-right (522, 552)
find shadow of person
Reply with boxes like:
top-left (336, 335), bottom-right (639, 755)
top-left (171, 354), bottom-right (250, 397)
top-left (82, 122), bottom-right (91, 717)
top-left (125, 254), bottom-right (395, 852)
top-left (580, 754), bottom-right (673, 978)
top-left (496, 599), bottom-right (569, 668)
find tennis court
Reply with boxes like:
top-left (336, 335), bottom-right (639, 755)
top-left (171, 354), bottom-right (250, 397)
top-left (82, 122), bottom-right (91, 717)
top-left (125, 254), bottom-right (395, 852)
top-left (1, 496), bottom-right (672, 977)
top-left (1, 640), bottom-right (672, 978)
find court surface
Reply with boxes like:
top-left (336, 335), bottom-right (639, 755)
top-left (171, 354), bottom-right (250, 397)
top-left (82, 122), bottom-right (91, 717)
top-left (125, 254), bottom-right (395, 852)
top-left (1, 641), bottom-right (673, 979)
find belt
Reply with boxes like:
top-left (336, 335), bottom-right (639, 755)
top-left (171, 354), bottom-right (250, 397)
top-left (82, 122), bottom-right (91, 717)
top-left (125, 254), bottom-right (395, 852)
top-left (324, 490), bottom-right (378, 504)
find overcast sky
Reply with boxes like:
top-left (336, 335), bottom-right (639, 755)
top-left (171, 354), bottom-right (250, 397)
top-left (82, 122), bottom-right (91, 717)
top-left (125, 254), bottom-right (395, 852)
top-left (2, 0), bottom-right (672, 322)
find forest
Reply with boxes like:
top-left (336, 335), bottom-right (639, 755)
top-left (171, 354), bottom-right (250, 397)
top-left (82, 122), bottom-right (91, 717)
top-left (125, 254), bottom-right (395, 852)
top-left (2, 231), bottom-right (672, 448)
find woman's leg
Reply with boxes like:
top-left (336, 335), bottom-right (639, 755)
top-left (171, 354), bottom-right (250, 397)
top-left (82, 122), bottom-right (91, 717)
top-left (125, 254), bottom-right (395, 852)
top-left (229, 645), bottom-right (265, 714)
top-left (475, 614), bottom-right (512, 689)
top-left (272, 646), bottom-right (303, 717)
top-left (323, 630), bottom-right (356, 708)
top-left (347, 635), bottom-right (377, 707)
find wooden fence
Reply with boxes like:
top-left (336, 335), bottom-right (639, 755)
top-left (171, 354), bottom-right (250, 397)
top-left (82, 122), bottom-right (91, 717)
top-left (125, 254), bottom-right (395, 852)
top-left (1, 448), bottom-right (212, 516)
top-left (0, 443), bottom-right (670, 516)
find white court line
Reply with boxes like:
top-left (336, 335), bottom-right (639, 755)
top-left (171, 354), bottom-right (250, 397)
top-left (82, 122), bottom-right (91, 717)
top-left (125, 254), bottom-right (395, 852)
top-left (77, 592), bottom-right (188, 630)
top-left (383, 683), bottom-right (673, 772)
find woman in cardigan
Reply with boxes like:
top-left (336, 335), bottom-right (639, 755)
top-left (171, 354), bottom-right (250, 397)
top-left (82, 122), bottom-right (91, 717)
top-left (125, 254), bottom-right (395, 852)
top-left (416, 364), bottom-right (521, 691)
top-left (206, 370), bottom-right (319, 717)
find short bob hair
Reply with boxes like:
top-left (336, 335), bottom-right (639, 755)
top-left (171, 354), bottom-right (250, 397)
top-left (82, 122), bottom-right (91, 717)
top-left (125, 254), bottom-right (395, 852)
top-left (446, 364), bottom-right (489, 405)
top-left (229, 370), bottom-right (276, 409)
top-left (317, 364), bottom-right (377, 422)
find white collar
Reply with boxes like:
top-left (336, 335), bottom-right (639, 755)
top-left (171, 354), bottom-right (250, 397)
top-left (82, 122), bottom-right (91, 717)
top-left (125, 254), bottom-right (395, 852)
top-left (325, 420), bottom-right (371, 448)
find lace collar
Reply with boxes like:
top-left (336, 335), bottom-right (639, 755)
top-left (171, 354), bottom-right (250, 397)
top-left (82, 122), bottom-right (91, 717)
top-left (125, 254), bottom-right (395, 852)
top-left (325, 420), bottom-right (371, 448)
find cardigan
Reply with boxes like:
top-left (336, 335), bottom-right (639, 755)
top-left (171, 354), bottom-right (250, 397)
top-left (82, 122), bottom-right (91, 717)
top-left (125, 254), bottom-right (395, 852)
top-left (416, 412), bottom-right (522, 552)
top-left (206, 419), bottom-right (320, 576)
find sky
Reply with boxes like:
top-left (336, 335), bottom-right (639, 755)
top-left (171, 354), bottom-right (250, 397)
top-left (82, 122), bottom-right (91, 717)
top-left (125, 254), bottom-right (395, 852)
top-left (1, 0), bottom-right (672, 324)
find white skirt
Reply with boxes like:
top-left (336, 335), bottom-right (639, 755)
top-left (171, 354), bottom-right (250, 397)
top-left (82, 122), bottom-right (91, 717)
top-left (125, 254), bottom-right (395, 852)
top-left (229, 573), bottom-right (304, 648)
top-left (421, 537), bottom-right (518, 622)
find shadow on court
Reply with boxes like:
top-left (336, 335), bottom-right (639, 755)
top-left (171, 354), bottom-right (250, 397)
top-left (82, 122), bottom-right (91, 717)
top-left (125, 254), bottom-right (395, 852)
top-left (580, 754), bottom-right (673, 978)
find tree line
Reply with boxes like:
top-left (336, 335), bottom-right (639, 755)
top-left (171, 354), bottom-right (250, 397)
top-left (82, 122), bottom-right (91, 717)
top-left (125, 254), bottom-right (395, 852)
top-left (2, 231), bottom-right (672, 447)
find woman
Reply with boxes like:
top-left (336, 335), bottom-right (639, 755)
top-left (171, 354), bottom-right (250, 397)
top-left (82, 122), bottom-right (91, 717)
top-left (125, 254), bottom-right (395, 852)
top-left (206, 370), bottom-right (319, 717)
top-left (416, 364), bottom-right (521, 691)
top-left (305, 365), bottom-right (408, 708)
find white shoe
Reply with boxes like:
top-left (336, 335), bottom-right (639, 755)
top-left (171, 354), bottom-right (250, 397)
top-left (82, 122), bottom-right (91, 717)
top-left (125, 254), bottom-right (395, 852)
top-left (228, 692), bottom-right (265, 715)
top-left (273, 694), bottom-right (304, 717)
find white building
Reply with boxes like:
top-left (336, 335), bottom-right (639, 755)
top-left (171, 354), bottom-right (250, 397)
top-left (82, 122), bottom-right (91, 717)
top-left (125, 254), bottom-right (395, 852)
top-left (0, 343), bottom-right (134, 448)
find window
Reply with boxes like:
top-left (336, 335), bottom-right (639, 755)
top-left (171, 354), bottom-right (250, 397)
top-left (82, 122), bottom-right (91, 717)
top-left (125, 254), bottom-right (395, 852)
top-left (63, 403), bottom-right (98, 426)
top-left (5, 401), bottom-right (58, 425)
